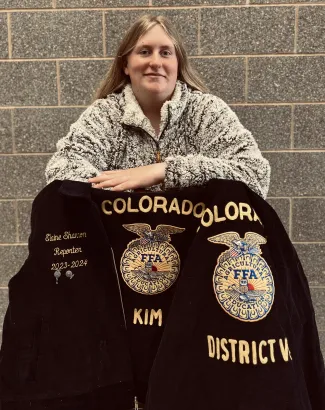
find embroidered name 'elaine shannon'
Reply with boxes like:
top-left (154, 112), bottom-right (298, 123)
top-left (207, 335), bottom-right (292, 365)
top-left (101, 196), bottom-right (262, 226)
top-left (45, 231), bottom-right (87, 242)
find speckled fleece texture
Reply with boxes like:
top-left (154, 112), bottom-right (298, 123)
top-left (45, 80), bottom-right (271, 199)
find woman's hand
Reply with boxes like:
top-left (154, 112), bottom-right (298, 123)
top-left (88, 163), bottom-right (166, 191)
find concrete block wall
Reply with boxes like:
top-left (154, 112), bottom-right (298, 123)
top-left (0, 1), bottom-right (324, 358)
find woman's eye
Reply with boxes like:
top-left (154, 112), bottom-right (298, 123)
top-left (139, 50), bottom-right (171, 56)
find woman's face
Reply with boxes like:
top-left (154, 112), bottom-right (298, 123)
top-left (124, 25), bottom-right (178, 104)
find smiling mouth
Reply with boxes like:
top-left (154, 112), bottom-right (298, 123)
top-left (145, 74), bottom-right (164, 77)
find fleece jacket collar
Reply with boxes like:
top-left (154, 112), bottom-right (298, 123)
top-left (120, 79), bottom-right (189, 140)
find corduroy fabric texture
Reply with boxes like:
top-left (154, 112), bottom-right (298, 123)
top-left (0, 179), bottom-right (324, 409)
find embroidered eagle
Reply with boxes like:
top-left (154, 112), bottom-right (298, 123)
top-left (207, 231), bottom-right (267, 263)
top-left (122, 223), bottom-right (185, 248)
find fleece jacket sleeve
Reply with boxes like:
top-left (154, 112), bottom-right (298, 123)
top-left (45, 100), bottom-right (112, 184)
top-left (163, 96), bottom-right (271, 199)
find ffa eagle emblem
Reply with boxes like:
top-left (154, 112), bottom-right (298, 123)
top-left (120, 223), bottom-right (185, 295)
top-left (208, 231), bottom-right (274, 322)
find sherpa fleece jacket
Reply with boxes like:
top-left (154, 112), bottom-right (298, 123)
top-left (0, 179), bottom-right (324, 410)
top-left (45, 80), bottom-right (271, 199)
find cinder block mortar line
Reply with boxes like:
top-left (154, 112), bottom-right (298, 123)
top-left (0, 153), bottom-right (51, 156)
top-left (16, 199), bottom-right (33, 203)
top-left (293, 241), bottom-right (325, 244)
top-left (14, 200), bottom-right (19, 242)
top-left (56, 61), bottom-right (61, 106)
top-left (1, 102), bottom-right (325, 109)
top-left (292, 241), bottom-right (325, 245)
top-left (10, 110), bottom-right (15, 153)
top-left (0, 105), bottom-right (87, 109)
top-left (231, 102), bottom-right (325, 106)
top-left (52, 0), bottom-right (57, 7)
top-left (7, 12), bottom-right (11, 59)
top-left (3, 53), bottom-right (325, 62)
top-left (262, 149), bottom-right (325, 152)
top-left (290, 105), bottom-right (294, 149)
top-left (149, 0), bottom-right (153, 5)
top-left (194, 53), bottom-right (325, 58)
top-left (272, 196), bottom-right (325, 199)
top-left (0, 200), bottom-right (32, 205)
top-left (289, 197), bottom-right (293, 239)
top-left (0, 243), bottom-right (27, 246)
top-left (198, 8), bottom-right (201, 55)
top-left (4, 4), bottom-right (325, 12)
top-left (102, 11), bottom-right (106, 57)
top-left (0, 57), bottom-right (112, 62)
top-left (244, 57), bottom-right (248, 103)
top-left (292, 197), bottom-right (325, 199)
top-left (294, 6), bottom-right (299, 53)
top-left (310, 286), bottom-right (325, 289)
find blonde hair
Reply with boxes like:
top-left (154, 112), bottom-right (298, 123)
top-left (93, 14), bottom-right (209, 101)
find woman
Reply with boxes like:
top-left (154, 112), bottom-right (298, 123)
top-left (45, 14), bottom-right (270, 198)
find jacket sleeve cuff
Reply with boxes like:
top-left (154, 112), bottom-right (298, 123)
top-left (164, 155), bottom-right (222, 190)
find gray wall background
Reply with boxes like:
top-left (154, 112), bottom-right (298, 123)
top-left (0, 1), bottom-right (324, 355)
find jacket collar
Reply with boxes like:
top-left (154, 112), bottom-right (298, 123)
top-left (120, 80), bottom-right (189, 140)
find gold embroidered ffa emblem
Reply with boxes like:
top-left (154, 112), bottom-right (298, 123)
top-left (207, 232), bottom-right (274, 322)
top-left (121, 224), bottom-right (185, 295)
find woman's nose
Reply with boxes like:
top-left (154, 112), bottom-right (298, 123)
top-left (149, 52), bottom-right (162, 66)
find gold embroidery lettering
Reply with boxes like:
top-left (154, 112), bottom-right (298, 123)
top-left (127, 197), bottom-right (139, 213)
top-left (239, 203), bottom-right (253, 221)
top-left (113, 198), bottom-right (126, 214)
top-left (45, 233), bottom-right (62, 242)
top-left (221, 338), bottom-right (229, 361)
top-left (224, 202), bottom-right (239, 221)
top-left (133, 309), bottom-right (143, 325)
top-left (153, 196), bottom-right (168, 213)
top-left (214, 205), bottom-right (227, 223)
top-left (201, 208), bottom-right (213, 227)
top-left (268, 339), bottom-right (276, 363)
top-left (139, 196), bottom-right (153, 213)
top-left (181, 200), bottom-right (193, 215)
top-left (279, 338), bottom-right (292, 362)
top-left (193, 202), bottom-right (206, 218)
top-left (101, 200), bottom-right (112, 215)
top-left (239, 340), bottom-right (250, 364)
top-left (207, 335), bottom-right (293, 365)
top-left (53, 247), bottom-right (82, 258)
top-left (168, 198), bottom-right (180, 214)
top-left (149, 309), bottom-right (162, 327)
top-left (252, 341), bottom-right (258, 365)
top-left (228, 339), bottom-right (238, 363)
top-left (63, 231), bottom-right (87, 240)
top-left (207, 335), bottom-right (215, 358)
top-left (259, 340), bottom-right (268, 364)
top-left (144, 309), bottom-right (149, 325)
top-left (216, 337), bottom-right (220, 360)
